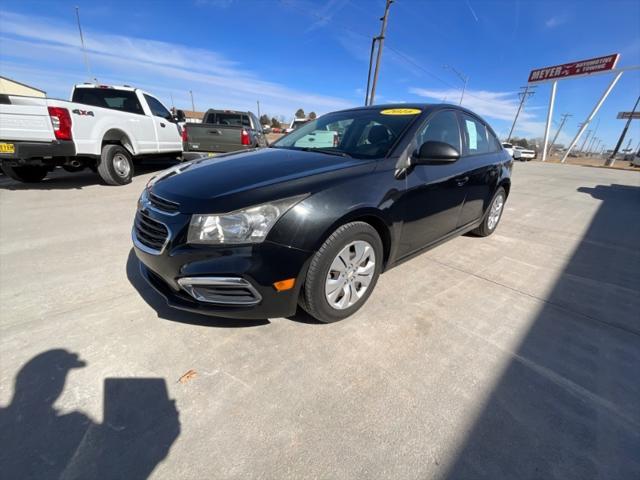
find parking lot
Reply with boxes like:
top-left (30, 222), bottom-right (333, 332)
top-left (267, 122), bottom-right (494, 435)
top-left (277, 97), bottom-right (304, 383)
top-left (1, 161), bottom-right (639, 478)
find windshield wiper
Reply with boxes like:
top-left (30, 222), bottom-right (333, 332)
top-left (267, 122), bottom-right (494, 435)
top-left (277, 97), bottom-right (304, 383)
top-left (298, 147), bottom-right (352, 158)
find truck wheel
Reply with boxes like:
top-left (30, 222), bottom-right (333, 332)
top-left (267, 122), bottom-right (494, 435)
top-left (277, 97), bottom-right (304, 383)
top-left (299, 222), bottom-right (383, 323)
top-left (1, 164), bottom-right (48, 183)
top-left (98, 144), bottom-right (133, 185)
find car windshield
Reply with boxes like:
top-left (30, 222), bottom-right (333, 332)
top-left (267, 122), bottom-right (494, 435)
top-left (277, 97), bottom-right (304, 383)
top-left (272, 109), bottom-right (420, 159)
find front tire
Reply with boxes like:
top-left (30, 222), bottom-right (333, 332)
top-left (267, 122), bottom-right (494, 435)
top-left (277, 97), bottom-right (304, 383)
top-left (472, 187), bottom-right (506, 237)
top-left (300, 222), bottom-right (383, 323)
top-left (98, 144), bottom-right (133, 185)
top-left (1, 164), bottom-right (48, 183)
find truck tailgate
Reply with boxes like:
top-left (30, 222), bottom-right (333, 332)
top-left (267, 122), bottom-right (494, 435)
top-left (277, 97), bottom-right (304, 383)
top-left (185, 124), bottom-right (243, 153)
top-left (0, 99), bottom-right (54, 142)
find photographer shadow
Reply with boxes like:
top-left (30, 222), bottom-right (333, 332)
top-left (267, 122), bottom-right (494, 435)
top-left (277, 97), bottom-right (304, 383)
top-left (0, 349), bottom-right (180, 480)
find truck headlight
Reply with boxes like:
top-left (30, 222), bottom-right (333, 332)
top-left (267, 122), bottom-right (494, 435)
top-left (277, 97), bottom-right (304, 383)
top-left (187, 195), bottom-right (307, 245)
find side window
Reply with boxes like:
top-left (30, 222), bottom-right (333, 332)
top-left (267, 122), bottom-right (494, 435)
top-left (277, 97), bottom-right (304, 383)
top-left (461, 114), bottom-right (490, 155)
top-left (486, 127), bottom-right (502, 152)
top-left (415, 111), bottom-right (461, 151)
top-left (143, 94), bottom-right (171, 119)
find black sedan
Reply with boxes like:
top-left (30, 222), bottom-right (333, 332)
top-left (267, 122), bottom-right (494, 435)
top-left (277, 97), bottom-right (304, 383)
top-left (132, 104), bottom-right (512, 323)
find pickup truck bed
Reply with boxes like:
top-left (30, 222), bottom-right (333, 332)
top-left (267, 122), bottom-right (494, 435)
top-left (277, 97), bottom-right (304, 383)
top-left (0, 84), bottom-right (183, 185)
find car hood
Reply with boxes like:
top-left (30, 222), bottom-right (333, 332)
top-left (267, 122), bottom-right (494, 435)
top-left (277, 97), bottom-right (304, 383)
top-left (152, 148), bottom-right (375, 213)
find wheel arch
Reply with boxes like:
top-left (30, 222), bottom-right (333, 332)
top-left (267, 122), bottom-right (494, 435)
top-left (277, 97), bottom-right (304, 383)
top-left (499, 177), bottom-right (511, 197)
top-left (314, 208), bottom-right (393, 270)
top-left (101, 128), bottom-right (135, 156)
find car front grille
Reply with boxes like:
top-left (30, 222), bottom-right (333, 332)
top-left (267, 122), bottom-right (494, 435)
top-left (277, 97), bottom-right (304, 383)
top-left (149, 192), bottom-right (180, 213)
top-left (134, 210), bottom-right (169, 253)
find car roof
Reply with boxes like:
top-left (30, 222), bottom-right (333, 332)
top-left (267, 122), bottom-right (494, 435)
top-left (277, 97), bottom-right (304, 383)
top-left (333, 103), bottom-right (494, 126)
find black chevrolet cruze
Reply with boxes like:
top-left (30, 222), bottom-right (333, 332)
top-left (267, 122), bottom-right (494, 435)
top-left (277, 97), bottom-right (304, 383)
top-left (132, 104), bottom-right (512, 323)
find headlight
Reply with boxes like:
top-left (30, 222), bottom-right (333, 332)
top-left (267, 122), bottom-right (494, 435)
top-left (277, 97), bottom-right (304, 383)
top-left (187, 195), bottom-right (307, 245)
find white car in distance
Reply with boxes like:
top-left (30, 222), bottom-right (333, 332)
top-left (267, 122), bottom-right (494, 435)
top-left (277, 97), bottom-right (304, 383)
top-left (502, 142), bottom-right (522, 161)
top-left (514, 145), bottom-right (536, 161)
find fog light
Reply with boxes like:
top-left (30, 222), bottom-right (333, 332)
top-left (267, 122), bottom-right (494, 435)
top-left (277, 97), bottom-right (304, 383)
top-left (273, 278), bottom-right (295, 292)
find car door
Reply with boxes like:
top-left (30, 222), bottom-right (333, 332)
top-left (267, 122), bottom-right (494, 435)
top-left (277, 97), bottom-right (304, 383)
top-left (143, 94), bottom-right (182, 153)
top-left (456, 113), bottom-right (502, 227)
top-left (396, 109), bottom-right (469, 256)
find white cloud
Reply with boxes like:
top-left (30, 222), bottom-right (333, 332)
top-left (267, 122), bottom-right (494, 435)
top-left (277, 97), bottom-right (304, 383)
top-left (545, 15), bottom-right (567, 28)
top-left (0, 11), bottom-right (353, 118)
top-left (408, 87), bottom-right (545, 138)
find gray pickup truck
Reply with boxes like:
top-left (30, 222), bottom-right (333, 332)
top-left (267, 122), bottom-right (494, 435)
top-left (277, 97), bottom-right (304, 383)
top-left (183, 109), bottom-right (267, 154)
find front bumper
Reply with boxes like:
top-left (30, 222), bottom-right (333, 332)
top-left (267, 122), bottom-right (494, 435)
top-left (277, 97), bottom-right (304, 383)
top-left (132, 206), bottom-right (313, 319)
top-left (0, 140), bottom-right (75, 162)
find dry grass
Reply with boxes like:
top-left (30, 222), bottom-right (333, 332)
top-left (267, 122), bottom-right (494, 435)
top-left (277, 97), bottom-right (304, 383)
top-left (537, 154), bottom-right (639, 172)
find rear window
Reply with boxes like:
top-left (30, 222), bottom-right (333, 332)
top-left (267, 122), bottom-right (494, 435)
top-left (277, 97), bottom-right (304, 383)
top-left (205, 112), bottom-right (250, 127)
top-left (72, 88), bottom-right (144, 115)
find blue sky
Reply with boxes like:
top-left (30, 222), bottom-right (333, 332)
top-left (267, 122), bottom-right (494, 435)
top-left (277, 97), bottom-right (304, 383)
top-left (1, 0), bottom-right (639, 149)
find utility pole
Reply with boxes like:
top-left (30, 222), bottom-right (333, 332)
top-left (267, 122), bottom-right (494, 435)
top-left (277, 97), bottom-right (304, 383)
top-left (579, 129), bottom-right (592, 153)
top-left (547, 113), bottom-right (572, 156)
top-left (189, 90), bottom-right (195, 112)
top-left (75, 6), bottom-right (94, 82)
top-left (606, 94), bottom-right (640, 166)
top-left (256, 100), bottom-right (261, 119)
top-left (364, 37), bottom-right (377, 105)
top-left (587, 118), bottom-right (601, 155)
top-left (443, 65), bottom-right (469, 105)
top-left (507, 85), bottom-right (536, 142)
top-left (593, 139), bottom-right (602, 154)
top-left (367, 0), bottom-right (393, 106)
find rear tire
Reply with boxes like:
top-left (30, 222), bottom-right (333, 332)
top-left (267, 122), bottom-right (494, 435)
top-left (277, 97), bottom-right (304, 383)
top-left (98, 144), bottom-right (133, 185)
top-left (1, 164), bottom-right (48, 183)
top-left (300, 222), bottom-right (383, 323)
top-left (472, 187), bottom-right (506, 237)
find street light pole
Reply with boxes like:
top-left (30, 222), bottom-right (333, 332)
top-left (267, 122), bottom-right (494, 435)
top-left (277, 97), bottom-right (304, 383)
top-left (368, 0), bottom-right (393, 106)
top-left (75, 6), bottom-right (94, 82)
top-left (189, 90), bottom-right (195, 112)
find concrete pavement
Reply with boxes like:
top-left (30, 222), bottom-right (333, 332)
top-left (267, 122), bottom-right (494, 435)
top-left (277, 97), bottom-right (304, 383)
top-left (1, 162), bottom-right (638, 479)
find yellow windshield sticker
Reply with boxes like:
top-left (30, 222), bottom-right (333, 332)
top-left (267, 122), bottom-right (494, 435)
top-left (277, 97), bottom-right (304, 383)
top-left (380, 108), bottom-right (421, 115)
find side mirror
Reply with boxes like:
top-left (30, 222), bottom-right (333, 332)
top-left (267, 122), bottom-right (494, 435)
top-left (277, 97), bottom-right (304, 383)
top-left (413, 141), bottom-right (460, 164)
top-left (175, 109), bottom-right (186, 122)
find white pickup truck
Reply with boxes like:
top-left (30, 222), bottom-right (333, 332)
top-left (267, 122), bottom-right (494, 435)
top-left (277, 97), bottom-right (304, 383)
top-left (0, 84), bottom-right (184, 185)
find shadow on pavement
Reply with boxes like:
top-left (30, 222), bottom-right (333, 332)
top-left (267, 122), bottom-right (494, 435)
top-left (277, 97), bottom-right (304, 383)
top-left (444, 183), bottom-right (640, 479)
top-left (125, 249), bottom-right (270, 328)
top-left (0, 349), bottom-right (180, 480)
top-left (0, 160), bottom-right (180, 191)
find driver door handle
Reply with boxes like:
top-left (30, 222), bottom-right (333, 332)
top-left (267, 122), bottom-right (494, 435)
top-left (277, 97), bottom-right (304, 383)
top-left (455, 176), bottom-right (469, 187)
top-left (160, 122), bottom-right (166, 128)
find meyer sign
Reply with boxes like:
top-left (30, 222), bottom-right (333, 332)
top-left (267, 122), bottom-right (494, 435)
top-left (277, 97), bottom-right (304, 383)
top-left (617, 111), bottom-right (640, 119)
top-left (528, 54), bottom-right (619, 83)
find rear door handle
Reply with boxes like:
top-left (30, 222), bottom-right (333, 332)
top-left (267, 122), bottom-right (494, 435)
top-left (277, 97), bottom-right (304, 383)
top-left (160, 122), bottom-right (166, 128)
top-left (455, 176), bottom-right (469, 186)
